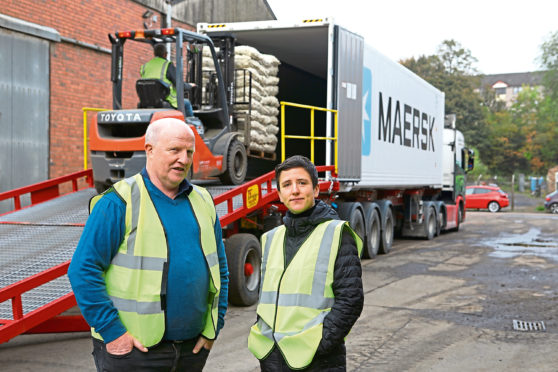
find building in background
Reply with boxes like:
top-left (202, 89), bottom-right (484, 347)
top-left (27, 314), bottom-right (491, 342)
top-left (0, 0), bottom-right (275, 197)
top-left (480, 71), bottom-right (544, 107)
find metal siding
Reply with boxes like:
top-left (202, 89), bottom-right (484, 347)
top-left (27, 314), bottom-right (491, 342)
top-left (335, 26), bottom-right (363, 181)
top-left (0, 29), bottom-right (49, 212)
top-left (0, 31), bottom-right (14, 195)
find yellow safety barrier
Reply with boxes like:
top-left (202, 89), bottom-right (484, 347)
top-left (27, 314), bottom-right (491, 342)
top-left (82, 107), bottom-right (109, 170)
top-left (280, 101), bottom-right (338, 174)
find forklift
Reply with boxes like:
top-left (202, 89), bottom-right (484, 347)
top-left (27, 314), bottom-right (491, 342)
top-left (89, 28), bottom-right (252, 193)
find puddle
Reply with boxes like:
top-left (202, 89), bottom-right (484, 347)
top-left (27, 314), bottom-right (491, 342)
top-left (483, 228), bottom-right (558, 261)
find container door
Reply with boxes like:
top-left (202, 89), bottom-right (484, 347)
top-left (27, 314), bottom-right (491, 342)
top-left (333, 26), bottom-right (363, 181)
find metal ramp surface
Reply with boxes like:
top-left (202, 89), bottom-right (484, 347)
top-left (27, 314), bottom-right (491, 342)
top-left (0, 188), bottom-right (96, 320)
top-left (0, 166), bottom-right (334, 343)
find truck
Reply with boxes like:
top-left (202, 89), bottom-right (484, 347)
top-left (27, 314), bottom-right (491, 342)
top-left (0, 18), bottom-right (477, 344)
top-left (196, 18), bottom-right (474, 258)
top-left (88, 18), bottom-right (473, 302)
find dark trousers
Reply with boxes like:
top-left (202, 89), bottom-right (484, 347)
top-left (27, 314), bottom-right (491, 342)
top-left (92, 337), bottom-right (210, 372)
top-left (260, 343), bottom-right (346, 372)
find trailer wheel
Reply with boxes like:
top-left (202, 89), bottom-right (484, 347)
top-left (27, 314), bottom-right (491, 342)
top-left (219, 139), bottom-right (247, 185)
top-left (379, 208), bottom-right (394, 254)
top-left (224, 233), bottom-right (261, 306)
top-left (337, 203), bottom-right (365, 257)
top-left (424, 207), bottom-right (436, 240)
top-left (363, 207), bottom-right (380, 259)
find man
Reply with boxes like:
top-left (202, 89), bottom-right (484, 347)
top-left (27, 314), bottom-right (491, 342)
top-left (68, 118), bottom-right (228, 371)
top-left (140, 43), bottom-right (195, 117)
top-left (248, 155), bottom-right (364, 371)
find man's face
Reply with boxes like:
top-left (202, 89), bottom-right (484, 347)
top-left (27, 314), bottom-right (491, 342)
top-left (278, 167), bottom-right (319, 214)
top-left (145, 124), bottom-right (195, 193)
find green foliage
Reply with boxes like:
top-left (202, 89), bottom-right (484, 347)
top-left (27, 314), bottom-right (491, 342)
top-left (436, 40), bottom-right (479, 75)
top-left (402, 35), bottom-right (558, 176)
top-left (401, 39), bottom-right (488, 166)
top-left (539, 30), bottom-right (558, 102)
top-left (467, 147), bottom-right (489, 178)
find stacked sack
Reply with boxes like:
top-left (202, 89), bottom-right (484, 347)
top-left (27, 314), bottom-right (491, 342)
top-left (203, 45), bottom-right (280, 154)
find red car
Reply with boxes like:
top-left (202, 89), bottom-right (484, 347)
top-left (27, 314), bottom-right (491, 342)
top-left (466, 185), bottom-right (509, 212)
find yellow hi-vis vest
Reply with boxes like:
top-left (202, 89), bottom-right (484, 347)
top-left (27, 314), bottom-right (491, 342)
top-left (140, 56), bottom-right (178, 108)
top-left (89, 174), bottom-right (221, 347)
top-left (248, 219), bottom-right (362, 369)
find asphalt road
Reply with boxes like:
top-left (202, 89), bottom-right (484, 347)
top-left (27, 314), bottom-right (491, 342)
top-left (2, 210), bottom-right (558, 371)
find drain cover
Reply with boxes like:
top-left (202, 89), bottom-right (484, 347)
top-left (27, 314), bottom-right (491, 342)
top-left (513, 319), bottom-right (546, 332)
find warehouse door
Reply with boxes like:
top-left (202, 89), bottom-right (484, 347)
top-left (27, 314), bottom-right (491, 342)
top-left (0, 28), bottom-right (50, 212)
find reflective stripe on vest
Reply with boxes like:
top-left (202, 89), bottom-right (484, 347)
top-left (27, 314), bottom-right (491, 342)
top-left (89, 174), bottom-right (220, 346)
top-left (140, 57), bottom-right (177, 108)
top-left (248, 219), bottom-right (361, 369)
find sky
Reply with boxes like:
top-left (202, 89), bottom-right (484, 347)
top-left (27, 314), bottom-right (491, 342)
top-left (265, 0), bottom-right (558, 74)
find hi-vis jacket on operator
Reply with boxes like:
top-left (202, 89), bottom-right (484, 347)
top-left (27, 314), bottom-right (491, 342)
top-left (140, 56), bottom-right (178, 108)
top-left (88, 174), bottom-right (221, 347)
top-left (248, 200), bottom-right (364, 370)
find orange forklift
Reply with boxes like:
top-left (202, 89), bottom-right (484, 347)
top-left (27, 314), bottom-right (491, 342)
top-left (89, 28), bottom-right (251, 193)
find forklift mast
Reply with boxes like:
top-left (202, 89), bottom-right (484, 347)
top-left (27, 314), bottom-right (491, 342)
top-left (108, 28), bottom-right (230, 132)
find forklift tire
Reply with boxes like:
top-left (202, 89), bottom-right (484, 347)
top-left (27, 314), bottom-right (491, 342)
top-left (225, 233), bottom-right (261, 306)
top-left (219, 139), bottom-right (247, 185)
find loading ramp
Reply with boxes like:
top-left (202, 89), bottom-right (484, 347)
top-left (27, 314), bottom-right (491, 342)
top-left (0, 165), bottom-right (336, 344)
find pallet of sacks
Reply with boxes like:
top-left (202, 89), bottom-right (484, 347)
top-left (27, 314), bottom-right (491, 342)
top-left (203, 45), bottom-right (280, 157)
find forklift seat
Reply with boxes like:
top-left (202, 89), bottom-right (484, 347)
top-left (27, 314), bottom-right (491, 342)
top-left (136, 79), bottom-right (172, 108)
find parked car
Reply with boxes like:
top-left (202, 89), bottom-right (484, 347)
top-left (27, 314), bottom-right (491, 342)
top-left (465, 185), bottom-right (509, 212)
top-left (544, 190), bottom-right (558, 214)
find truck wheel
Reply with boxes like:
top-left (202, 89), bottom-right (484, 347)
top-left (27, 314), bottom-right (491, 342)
top-left (424, 207), bottom-right (436, 240)
top-left (94, 181), bottom-right (110, 194)
top-left (338, 203), bottom-right (365, 257)
top-left (436, 209), bottom-right (445, 236)
top-left (451, 208), bottom-right (461, 232)
top-left (219, 139), bottom-right (247, 185)
top-left (379, 208), bottom-right (394, 254)
top-left (224, 233), bottom-right (261, 306)
top-left (363, 207), bottom-right (380, 259)
top-left (488, 201), bottom-right (500, 213)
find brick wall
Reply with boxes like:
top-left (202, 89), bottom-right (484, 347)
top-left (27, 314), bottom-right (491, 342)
top-left (0, 0), bottom-right (193, 178)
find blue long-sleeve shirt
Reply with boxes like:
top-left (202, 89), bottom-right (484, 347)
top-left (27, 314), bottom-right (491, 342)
top-left (68, 169), bottom-right (228, 343)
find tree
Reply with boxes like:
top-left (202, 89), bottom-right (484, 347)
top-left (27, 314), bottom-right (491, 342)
top-left (401, 40), bottom-right (487, 160)
top-left (539, 30), bottom-right (558, 101)
top-left (436, 39), bottom-right (479, 76)
top-left (537, 30), bottom-right (558, 169)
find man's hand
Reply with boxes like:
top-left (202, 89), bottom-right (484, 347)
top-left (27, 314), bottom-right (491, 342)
top-left (106, 332), bottom-right (148, 355)
top-left (192, 336), bottom-right (214, 354)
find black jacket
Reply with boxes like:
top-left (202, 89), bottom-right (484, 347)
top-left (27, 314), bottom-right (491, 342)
top-left (260, 200), bottom-right (364, 371)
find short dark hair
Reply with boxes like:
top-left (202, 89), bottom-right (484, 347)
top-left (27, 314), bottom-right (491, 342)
top-left (275, 155), bottom-right (318, 191)
top-left (154, 43), bottom-right (167, 58)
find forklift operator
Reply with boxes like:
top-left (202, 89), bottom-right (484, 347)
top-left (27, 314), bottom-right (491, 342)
top-left (141, 43), bottom-right (196, 117)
